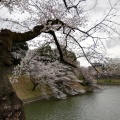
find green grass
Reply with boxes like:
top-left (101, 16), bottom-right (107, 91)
top-left (98, 78), bottom-right (120, 84)
top-left (11, 76), bottom-right (52, 101)
top-left (10, 75), bottom-right (87, 102)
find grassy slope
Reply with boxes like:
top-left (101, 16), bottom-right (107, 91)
top-left (12, 76), bottom-right (41, 100)
top-left (98, 78), bottom-right (120, 84)
top-left (11, 75), bottom-right (120, 102)
top-left (11, 76), bottom-right (86, 101)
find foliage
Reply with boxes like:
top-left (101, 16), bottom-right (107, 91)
top-left (11, 45), bottom-right (85, 99)
top-left (36, 45), bottom-right (59, 62)
top-left (103, 58), bottom-right (120, 76)
top-left (11, 42), bottom-right (28, 65)
top-left (79, 66), bottom-right (98, 89)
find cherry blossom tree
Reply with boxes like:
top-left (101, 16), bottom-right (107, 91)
top-left (0, 0), bottom-right (120, 119)
top-left (11, 44), bottom-right (88, 99)
top-left (103, 58), bottom-right (120, 76)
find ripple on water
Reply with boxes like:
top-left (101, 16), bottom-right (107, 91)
top-left (25, 85), bottom-right (120, 120)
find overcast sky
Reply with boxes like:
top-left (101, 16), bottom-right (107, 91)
top-left (92, 0), bottom-right (120, 58)
top-left (81, 0), bottom-right (120, 66)
top-left (77, 0), bottom-right (120, 66)
top-left (0, 0), bottom-right (120, 67)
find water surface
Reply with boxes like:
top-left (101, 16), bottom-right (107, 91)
top-left (25, 86), bottom-right (120, 120)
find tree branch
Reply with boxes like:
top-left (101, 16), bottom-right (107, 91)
top-left (47, 30), bottom-right (76, 68)
top-left (11, 19), bottom-right (65, 43)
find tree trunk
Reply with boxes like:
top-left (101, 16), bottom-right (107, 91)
top-left (0, 19), bottom-right (71, 119)
top-left (32, 84), bottom-right (39, 91)
top-left (0, 63), bottom-right (26, 120)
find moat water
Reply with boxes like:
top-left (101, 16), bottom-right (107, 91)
top-left (25, 86), bottom-right (120, 120)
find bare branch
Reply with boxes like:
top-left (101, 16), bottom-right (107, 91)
top-left (87, 0), bottom-right (120, 33)
top-left (47, 30), bottom-right (77, 68)
top-left (64, 33), bottom-right (99, 73)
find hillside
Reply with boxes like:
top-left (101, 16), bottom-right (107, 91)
top-left (10, 44), bottom-right (97, 101)
top-left (12, 75), bottom-right (87, 102)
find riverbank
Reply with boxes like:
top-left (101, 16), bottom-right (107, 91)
top-left (97, 78), bottom-right (120, 85)
top-left (11, 75), bottom-right (120, 104)
top-left (12, 75), bottom-right (88, 104)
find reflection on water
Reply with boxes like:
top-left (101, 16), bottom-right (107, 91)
top-left (25, 86), bottom-right (120, 120)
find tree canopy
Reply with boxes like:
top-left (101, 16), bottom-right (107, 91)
top-left (1, 0), bottom-right (120, 65)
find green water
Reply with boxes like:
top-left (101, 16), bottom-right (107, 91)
top-left (25, 86), bottom-right (120, 120)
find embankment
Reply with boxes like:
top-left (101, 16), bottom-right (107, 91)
top-left (12, 76), bottom-right (88, 104)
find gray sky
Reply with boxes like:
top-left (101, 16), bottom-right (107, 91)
top-left (92, 0), bottom-right (120, 58)
top-left (80, 0), bottom-right (120, 66)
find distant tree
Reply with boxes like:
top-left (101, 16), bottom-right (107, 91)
top-left (103, 58), bottom-right (120, 76)
top-left (79, 66), bottom-right (98, 90)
